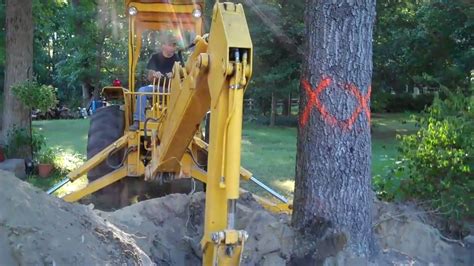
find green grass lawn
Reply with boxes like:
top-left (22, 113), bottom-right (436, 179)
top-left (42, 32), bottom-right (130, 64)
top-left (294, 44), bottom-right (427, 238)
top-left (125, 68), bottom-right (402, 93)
top-left (32, 113), bottom-right (417, 200)
top-left (33, 119), bottom-right (90, 155)
top-left (31, 119), bottom-right (90, 195)
top-left (241, 123), bottom-right (297, 198)
top-left (371, 113), bottom-right (418, 176)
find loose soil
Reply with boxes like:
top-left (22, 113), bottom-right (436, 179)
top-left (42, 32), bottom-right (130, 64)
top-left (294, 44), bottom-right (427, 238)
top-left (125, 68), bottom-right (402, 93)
top-left (0, 170), bottom-right (472, 265)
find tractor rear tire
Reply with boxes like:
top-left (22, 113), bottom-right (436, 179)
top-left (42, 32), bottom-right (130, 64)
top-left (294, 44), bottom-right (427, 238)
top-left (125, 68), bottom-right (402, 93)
top-left (86, 105), bottom-right (126, 210)
top-left (85, 106), bottom-right (205, 209)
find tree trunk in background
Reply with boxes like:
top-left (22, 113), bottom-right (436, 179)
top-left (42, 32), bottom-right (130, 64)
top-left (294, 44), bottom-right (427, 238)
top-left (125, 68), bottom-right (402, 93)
top-left (71, 0), bottom-right (96, 108)
top-left (282, 93), bottom-right (290, 116)
top-left (2, 0), bottom-right (33, 158)
top-left (270, 92), bottom-right (276, 126)
top-left (81, 83), bottom-right (96, 107)
top-left (292, 0), bottom-right (376, 259)
top-left (82, 85), bottom-right (90, 106)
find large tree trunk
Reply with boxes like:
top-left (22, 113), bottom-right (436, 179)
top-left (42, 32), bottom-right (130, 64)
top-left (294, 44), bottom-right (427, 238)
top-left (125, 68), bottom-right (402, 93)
top-left (2, 0), bottom-right (33, 158)
top-left (292, 0), bottom-right (376, 259)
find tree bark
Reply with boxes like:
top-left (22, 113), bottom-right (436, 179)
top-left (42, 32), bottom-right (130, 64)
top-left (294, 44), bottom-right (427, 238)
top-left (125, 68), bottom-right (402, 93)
top-left (81, 83), bottom-right (96, 106)
top-left (282, 93), bottom-right (290, 116)
top-left (71, 0), bottom-right (99, 107)
top-left (2, 0), bottom-right (33, 158)
top-left (292, 0), bottom-right (376, 259)
top-left (270, 92), bottom-right (276, 126)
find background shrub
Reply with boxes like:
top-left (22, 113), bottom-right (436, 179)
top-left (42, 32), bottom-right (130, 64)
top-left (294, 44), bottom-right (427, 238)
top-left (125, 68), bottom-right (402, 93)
top-left (4, 127), bottom-right (46, 158)
top-left (385, 93), bottom-right (435, 113)
top-left (12, 80), bottom-right (58, 112)
top-left (374, 88), bottom-right (474, 221)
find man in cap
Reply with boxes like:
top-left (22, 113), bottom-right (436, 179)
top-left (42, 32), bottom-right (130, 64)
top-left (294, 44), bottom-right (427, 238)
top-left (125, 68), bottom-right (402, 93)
top-left (130, 34), bottom-right (181, 130)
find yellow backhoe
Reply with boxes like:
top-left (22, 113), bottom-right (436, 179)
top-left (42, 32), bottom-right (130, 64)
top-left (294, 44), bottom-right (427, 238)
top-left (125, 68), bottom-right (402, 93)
top-left (47, 1), bottom-right (291, 264)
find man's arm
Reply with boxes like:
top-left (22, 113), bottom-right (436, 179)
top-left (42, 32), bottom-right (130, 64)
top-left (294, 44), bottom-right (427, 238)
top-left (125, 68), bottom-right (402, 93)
top-left (146, 54), bottom-right (163, 83)
top-left (147, 70), bottom-right (163, 83)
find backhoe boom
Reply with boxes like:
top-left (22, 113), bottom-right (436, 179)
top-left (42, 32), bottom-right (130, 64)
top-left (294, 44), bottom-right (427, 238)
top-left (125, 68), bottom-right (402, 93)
top-left (46, 2), bottom-right (293, 265)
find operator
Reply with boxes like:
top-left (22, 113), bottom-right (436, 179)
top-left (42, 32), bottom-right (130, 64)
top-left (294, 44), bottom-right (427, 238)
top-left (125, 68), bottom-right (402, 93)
top-left (130, 34), bottom-right (181, 130)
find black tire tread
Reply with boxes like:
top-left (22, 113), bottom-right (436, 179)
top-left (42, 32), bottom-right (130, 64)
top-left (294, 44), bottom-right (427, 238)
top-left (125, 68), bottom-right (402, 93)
top-left (86, 105), bottom-right (125, 209)
top-left (87, 105), bottom-right (124, 180)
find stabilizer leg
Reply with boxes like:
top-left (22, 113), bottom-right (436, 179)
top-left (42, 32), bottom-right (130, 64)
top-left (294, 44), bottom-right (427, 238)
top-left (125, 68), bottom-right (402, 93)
top-left (62, 166), bottom-right (128, 202)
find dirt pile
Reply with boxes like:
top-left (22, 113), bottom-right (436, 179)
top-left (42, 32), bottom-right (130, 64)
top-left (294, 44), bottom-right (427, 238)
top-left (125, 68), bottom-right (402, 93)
top-left (1, 170), bottom-right (472, 265)
top-left (0, 170), bottom-right (152, 265)
top-left (373, 200), bottom-right (474, 265)
top-left (102, 192), bottom-right (296, 265)
top-left (0, 170), bottom-right (294, 265)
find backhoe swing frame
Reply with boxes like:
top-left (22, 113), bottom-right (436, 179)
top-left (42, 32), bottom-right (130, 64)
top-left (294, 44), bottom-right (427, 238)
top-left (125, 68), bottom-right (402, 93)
top-left (48, 2), bottom-right (291, 265)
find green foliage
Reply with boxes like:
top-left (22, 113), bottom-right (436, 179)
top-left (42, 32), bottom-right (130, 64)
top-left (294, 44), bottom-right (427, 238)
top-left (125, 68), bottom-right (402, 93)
top-left (36, 147), bottom-right (56, 165)
top-left (371, 89), bottom-right (392, 113)
top-left (56, 0), bottom-right (127, 96)
top-left (36, 146), bottom-right (84, 169)
top-left (387, 93), bottom-right (434, 113)
top-left (374, 89), bottom-right (474, 219)
top-left (1, 0), bottom-right (471, 115)
top-left (372, 90), bottom-right (434, 113)
top-left (374, 0), bottom-right (473, 92)
top-left (27, 148), bottom-right (85, 193)
top-left (4, 127), bottom-right (46, 158)
top-left (28, 0), bottom-right (128, 106)
top-left (52, 148), bottom-right (85, 173)
top-left (11, 80), bottom-right (58, 112)
top-left (243, 0), bottom-right (303, 114)
top-left (32, 0), bottom-right (65, 87)
top-left (0, 0), bottom-right (5, 91)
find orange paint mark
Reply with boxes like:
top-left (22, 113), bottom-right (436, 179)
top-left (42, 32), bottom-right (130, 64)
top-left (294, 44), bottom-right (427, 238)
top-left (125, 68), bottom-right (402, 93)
top-left (300, 77), bottom-right (332, 127)
top-left (300, 77), bottom-right (371, 131)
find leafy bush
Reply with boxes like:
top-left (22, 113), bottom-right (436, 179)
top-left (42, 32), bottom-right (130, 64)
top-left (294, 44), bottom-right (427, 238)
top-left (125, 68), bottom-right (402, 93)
top-left (374, 89), bottom-right (474, 220)
top-left (384, 92), bottom-right (435, 113)
top-left (52, 148), bottom-right (85, 173)
top-left (4, 127), bottom-right (46, 158)
top-left (371, 90), bottom-right (434, 113)
top-left (11, 80), bottom-right (58, 112)
top-left (371, 90), bottom-right (391, 113)
top-left (37, 147), bottom-right (56, 165)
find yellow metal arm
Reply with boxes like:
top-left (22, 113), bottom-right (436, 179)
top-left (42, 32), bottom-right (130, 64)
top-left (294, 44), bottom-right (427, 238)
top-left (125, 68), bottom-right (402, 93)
top-left (142, 2), bottom-right (253, 265)
top-left (62, 167), bottom-right (128, 202)
top-left (186, 137), bottom-right (292, 212)
top-left (66, 134), bottom-right (128, 182)
top-left (45, 3), bottom-right (281, 266)
top-left (46, 134), bottom-right (130, 200)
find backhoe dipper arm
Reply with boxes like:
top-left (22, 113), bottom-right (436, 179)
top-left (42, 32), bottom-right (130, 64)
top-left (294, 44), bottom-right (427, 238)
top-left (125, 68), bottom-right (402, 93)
top-left (145, 3), bottom-right (253, 265)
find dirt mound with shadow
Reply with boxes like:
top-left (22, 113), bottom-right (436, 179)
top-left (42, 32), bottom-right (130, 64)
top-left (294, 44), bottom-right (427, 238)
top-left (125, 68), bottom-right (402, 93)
top-left (0, 170), bottom-right (151, 265)
top-left (1, 170), bottom-right (472, 265)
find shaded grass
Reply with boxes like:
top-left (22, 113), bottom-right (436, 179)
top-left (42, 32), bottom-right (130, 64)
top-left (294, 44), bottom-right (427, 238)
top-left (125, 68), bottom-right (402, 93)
top-left (371, 113), bottom-right (418, 176)
top-left (241, 123), bottom-right (297, 199)
top-left (31, 113), bottom-right (417, 200)
top-left (33, 119), bottom-right (89, 155)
